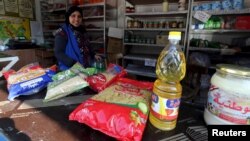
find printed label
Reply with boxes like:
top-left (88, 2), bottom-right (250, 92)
top-left (207, 85), bottom-right (250, 124)
top-left (145, 59), bottom-right (156, 67)
top-left (194, 11), bottom-right (211, 23)
top-left (151, 93), bottom-right (180, 120)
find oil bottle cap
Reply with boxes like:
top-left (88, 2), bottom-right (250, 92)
top-left (168, 31), bottom-right (181, 40)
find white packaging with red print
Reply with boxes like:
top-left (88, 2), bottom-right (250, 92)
top-left (205, 64), bottom-right (250, 125)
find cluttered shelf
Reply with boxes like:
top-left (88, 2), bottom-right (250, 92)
top-left (125, 10), bottom-right (188, 17)
top-left (192, 8), bottom-right (250, 15)
top-left (125, 28), bottom-right (186, 32)
top-left (190, 29), bottom-right (250, 33)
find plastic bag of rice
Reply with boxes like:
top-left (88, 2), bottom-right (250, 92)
top-left (69, 78), bottom-right (153, 141)
top-left (43, 63), bottom-right (95, 102)
top-left (86, 64), bottom-right (127, 92)
top-left (3, 63), bottom-right (55, 101)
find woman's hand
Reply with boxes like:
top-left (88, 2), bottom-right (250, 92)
top-left (94, 54), bottom-right (102, 61)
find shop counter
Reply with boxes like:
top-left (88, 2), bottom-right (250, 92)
top-left (0, 81), bottom-right (207, 141)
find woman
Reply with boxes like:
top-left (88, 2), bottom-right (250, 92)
top-left (54, 6), bottom-right (101, 71)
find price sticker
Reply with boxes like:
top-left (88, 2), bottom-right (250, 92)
top-left (145, 59), bottom-right (156, 67)
top-left (193, 11), bottom-right (211, 23)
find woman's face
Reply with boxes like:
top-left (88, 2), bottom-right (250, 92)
top-left (69, 11), bottom-right (82, 27)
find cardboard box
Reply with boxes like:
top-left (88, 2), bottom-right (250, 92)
top-left (108, 27), bottom-right (123, 39)
top-left (107, 27), bottom-right (123, 53)
top-left (107, 53), bottom-right (123, 65)
top-left (107, 37), bottom-right (123, 53)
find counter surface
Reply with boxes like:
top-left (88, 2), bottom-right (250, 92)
top-left (0, 80), bottom-right (207, 141)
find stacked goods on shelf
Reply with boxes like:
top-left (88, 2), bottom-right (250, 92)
top-left (122, 0), bottom-right (190, 78)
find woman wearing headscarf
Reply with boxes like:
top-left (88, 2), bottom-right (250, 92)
top-left (54, 6), bottom-right (101, 71)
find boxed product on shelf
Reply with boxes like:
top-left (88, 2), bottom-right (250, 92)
top-left (235, 16), bottom-right (250, 29)
top-left (107, 27), bottom-right (123, 53)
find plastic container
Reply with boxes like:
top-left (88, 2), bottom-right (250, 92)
top-left (211, 1), bottom-right (222, 11)
top-left (155, 31), bottom-right (186, 82)
top-left (232, 0), bottom-right (244, 10)
top-left (92, 60), bottom-right (105, 73)
top-left (222, 0), bottom-right (233, 10)
top-left (205, 64), bottom-right (250, 125)
top-left (162, 0), bottom-right (169, 12)
top-left (149, 79), bottom-right (182, 130)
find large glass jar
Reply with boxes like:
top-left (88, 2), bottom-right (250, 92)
top-left (205, 64), bottom-right (250, 125)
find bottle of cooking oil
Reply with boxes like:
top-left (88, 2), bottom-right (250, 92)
top-left (155, 31), bottom-right (186, 82)
top-left (149, 79), bottom-right (182, 130)
top-left (150, 31), bottom-right (186, 130)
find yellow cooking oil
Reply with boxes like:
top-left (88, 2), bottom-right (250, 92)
top-left (150, 31), bottom-right (186, 130)
top-left (155, 31), bottom-right (186, 82)
top-left (149, 79), bottom-right (182, 130)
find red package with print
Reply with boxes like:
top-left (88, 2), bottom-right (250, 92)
top-left (69, 78), bottom-right (153, 141)
top-left (86, 64), bottom-right (127, 92)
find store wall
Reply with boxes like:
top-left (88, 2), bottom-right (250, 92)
top-left (0, 0), bottom-right (35, 45)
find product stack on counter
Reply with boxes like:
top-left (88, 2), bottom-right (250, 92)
top-left (149, 31), bottom-right (186, 130)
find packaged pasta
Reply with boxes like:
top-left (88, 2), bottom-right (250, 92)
top-left (3, 63), bottom-right (55, 101)
top-left (86, 64), bottom-right (127, 92)
top-left (69, 78), bottom-right (153, 141)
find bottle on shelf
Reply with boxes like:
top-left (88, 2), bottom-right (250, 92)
top-left (162, 0), bottom-right (169, 12)
top-left (92, 59), bottom-right (105, 73)
top-left (178, 0), bottom-right (186, 11)
top-left (149, 31), bottom-right (186, 131)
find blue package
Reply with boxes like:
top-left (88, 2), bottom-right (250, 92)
top-left (211, 1), bottom-right (222, 11)
top-left (201, 3), bottom-right (211, 11)
top-left (7, 69), bottom-right (55, 101)
top-left (222, 0), bottom-right (233, 10)
top-left (232, 0), bottom-right (244, 10)
top-left (193, 5), bottom-right (201, 11)
top-left (0, 131), bottom-right (10, 141)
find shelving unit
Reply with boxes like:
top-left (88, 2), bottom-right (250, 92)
top-left (76, 0), bottom-right (117, 56)
top-left (186, 0), bottom-right (250, 67)
top-left (39, 0), bottom-right (117, 55)
top-left (123, 0), bottom-right (191, 78)
top-left (40, 0), bottom-right (68, 48)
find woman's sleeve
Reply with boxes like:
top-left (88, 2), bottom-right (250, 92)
top-left (54, 29), bottom-right (76, 67)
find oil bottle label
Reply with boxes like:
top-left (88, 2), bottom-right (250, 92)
top-left (150, 93), bottom-right (180, 120)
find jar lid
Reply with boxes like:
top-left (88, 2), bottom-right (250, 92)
top-left (168, 31), bottom-right (181, 40)
top-left (216, 64), bottom-right (250, 77)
